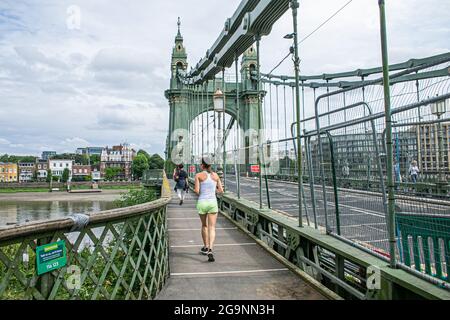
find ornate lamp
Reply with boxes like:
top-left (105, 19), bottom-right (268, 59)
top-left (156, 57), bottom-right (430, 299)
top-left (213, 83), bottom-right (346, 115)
top-left (213, 88), bottom-right (225, 112)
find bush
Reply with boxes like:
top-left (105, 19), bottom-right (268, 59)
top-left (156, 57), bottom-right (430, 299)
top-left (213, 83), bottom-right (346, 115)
top-left (113, 188), bottom-right (156, 208)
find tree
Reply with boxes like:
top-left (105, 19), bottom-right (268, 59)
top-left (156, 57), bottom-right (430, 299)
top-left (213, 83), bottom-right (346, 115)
top-left (132, 154), bottom-right (149, 180)
top-left (90, 154), bottom-right (101, 166)
top-left (0, 154), bottom-right (36, 163)
top-left (46, 169), bottom-right (52, 183)
top-left (105, 167), bottom-right (123, 181)
top-left (61, 168), bottom-right (70, 183)
top-left (74, 154), bottom-right (88, 165)
top-left (137, 149), bottom-right (151, 161)
top-left (53, 153), bottom-right (76, 160)
top-left (149, 154), bottom-right (165, 169)
top-left (32, 170), bottom-right (38, 182)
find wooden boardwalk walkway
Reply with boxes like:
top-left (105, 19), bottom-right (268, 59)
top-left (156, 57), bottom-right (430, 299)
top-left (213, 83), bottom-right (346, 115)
top-left (156, 187), bottom-right (327, 300)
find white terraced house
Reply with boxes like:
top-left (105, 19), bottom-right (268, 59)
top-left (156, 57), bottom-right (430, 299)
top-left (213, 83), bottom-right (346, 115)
top-left (49, 159), bottom-right (73, 181)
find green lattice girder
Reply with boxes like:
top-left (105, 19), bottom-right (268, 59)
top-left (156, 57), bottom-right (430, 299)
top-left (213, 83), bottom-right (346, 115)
top-left (0, 198), bottom-right (170, 300)
top-left (396, 212), bottom-right (450, 281)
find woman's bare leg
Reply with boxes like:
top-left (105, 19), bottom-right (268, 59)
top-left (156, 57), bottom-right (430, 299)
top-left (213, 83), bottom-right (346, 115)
top-left (207, 213), bottom-right (218, 251)
top-left (199, 214), bottom-right (208, 248)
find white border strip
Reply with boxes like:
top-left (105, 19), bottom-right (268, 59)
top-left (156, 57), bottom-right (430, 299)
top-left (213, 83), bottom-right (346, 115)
top-left (168, 227), bottom-right (237, 231)
top-left (171, 243), bottom-right (256, 248)
top-left (171, 268), bottom-right (288, 276)
top-left (168, 217), bottom-right (223, 220)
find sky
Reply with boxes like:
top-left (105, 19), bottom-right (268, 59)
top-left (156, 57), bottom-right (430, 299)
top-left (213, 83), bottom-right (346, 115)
top-left (0, 0), bottom-right (448, 157)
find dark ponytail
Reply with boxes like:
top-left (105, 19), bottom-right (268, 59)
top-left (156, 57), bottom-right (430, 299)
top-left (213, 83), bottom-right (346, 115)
top-left (201, 158), bottom-right (212, 173)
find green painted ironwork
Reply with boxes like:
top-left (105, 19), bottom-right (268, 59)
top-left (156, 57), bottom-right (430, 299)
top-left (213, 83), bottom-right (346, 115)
top-left (0, 177), bottom-right (171, 300)
top-left (218, 191), bottom-right (450, 299)
top-left (396, 212), bottom-right (450, 282)
top-left (325, 131), bottom-right (341, 235)
top-left (378, 0), bottom-right (396, 268)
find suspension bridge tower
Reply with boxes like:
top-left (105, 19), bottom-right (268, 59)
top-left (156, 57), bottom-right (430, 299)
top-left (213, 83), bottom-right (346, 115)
top-left (165, 19), bottom-right (264, 172)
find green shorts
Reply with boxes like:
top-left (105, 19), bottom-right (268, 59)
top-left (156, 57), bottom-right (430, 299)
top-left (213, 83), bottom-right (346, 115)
top-left (197, 199), bottom-right (219, 215)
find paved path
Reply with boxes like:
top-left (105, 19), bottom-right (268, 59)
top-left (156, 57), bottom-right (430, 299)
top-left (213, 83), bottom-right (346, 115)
top-left (156, 188), bottom-right (326, 300)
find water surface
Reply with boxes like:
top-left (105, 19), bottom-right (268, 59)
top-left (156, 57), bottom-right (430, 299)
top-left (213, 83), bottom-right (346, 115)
top-left (0, 200), bottom-right (116, 226)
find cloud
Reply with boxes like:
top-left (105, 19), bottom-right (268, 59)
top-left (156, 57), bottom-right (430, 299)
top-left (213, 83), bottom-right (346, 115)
top-left (93, 104), bottom-right (165, 130)
top-left (61, 137), bottom-right (90, 147)
top-left (14, 46), bottom-right (68, 70)
top-left (90, 47), bottom-right (154, 74)
top-left (0, 0), bottom-right (447, 158)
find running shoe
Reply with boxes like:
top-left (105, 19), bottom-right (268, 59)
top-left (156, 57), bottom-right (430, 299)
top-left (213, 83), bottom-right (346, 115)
top-left (200, 247), bottom-right (208, 255)
top-left (207, 250), bottom-right (215, 262)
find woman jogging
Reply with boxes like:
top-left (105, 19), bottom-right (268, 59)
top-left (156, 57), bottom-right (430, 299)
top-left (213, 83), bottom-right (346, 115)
top-left (194, 157), bottom-right (223, 262)
top-left (173, 164), bottom-right (188, 205)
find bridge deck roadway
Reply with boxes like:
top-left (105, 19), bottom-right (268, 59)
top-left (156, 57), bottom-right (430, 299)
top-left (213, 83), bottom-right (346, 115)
top-left (156, 184), bottom-right (326, 300)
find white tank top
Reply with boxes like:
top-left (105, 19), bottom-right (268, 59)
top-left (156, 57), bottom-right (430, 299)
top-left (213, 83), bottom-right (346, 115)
top-left (198, 172), bottom-right (217, 201)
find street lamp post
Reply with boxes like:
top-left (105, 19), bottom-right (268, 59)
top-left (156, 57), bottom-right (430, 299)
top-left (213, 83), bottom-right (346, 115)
top-left (213, 88), bottom-right (225, 186)
top-left (290, 0), bottom-right (303, 227)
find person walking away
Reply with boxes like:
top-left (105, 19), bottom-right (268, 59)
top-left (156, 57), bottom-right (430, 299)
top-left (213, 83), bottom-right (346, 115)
top-left (194, 157), bottom-right (224, 262)
top-left (409, 160), bottom-right (420, 183)
top-left (174, 164), bottom-right (188, 205)
top-left (342, 162), bottom-right (350, 188)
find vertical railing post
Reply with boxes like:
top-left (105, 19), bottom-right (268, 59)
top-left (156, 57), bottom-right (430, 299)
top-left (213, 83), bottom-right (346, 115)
top-left (222, 68), bottom-right (227, 191)
top-left (305, 135), bottom-right (318, 228)
top-left (213, 78), bottom-right (216, 167)
top-left (206, 80), bottom-right (210, 155)
top-left (291, 0), bottom-right (303, 227)
top-left (201, 83), bottom-right (205, 157)
top-left (256, 34), bottom-right (263, 209)
top-left (235, 54), bottom-right (241, 199)
top-left (378, 0), bottom-right (397, 268)
top-left (326, 131), bottom-right (340, 235)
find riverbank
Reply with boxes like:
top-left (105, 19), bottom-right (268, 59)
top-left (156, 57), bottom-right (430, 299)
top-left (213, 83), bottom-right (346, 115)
top-left (0, 189), bottom-right (127, 202)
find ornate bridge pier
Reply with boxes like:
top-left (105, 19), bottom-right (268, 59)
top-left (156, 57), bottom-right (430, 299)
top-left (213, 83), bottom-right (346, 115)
top-left (165, 22), bottom-right (263, 173)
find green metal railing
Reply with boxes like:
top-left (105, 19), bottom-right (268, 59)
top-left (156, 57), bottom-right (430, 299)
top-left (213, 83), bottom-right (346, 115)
top-left (396, 212), bottom-right (450, 282)
top-left (0, 176), bottom-right (171, 300)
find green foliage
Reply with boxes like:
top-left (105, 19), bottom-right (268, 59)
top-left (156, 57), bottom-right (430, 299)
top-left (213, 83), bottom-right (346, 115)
top-left (32, 170), bottom-right (38, 182)
top-left (105, 167), bottom-right (123, 181)
top-left (132, 154), bottom-right (149, 180)
top-left (46, 169), bottom-right (52, 183)
top-left (113, 188), bottom-right (157, 208)
top-left (61, 168), bottom-right (70, 183)
top-left (149, 154), bottom-right (165, 170)
top-left (90, 154), bottom-right (101, 166)
top-left (137, 149), bottom-right (151, 159)
top-left (0, 154), bottom-right (36, 163)
top-left (137, 150), bottom-right (165, 170)
top-left (74, 154), bottom-right (88, 165)
top-left (52, 153), bottom-right (76, 160)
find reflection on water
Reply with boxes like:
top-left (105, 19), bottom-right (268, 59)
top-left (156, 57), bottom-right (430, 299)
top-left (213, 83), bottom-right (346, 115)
top-left (0, 201), bottom-right (116, 226)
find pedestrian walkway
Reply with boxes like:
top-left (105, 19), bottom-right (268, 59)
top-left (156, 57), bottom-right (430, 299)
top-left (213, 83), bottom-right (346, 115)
top-left (156, 185), bottom-right (327, 300)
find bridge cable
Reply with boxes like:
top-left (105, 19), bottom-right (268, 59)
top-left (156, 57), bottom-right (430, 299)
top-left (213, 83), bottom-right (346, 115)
top-left (299, 0), bottom-right (353, 45)
top-left (266, 51), bottom-right (293, 78)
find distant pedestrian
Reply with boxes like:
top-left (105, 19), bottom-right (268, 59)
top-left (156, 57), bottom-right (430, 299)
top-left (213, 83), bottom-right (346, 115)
top-left (409, 160), bottom-right (420, 183)
top-left (342, 162), bottom-right (350, 188)
top-left (194, 157), bottom-right (224, 262)
top-left (173, 164), bottom-right (188, 205)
